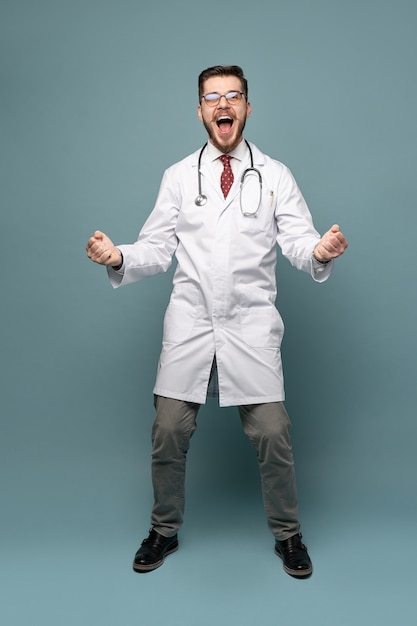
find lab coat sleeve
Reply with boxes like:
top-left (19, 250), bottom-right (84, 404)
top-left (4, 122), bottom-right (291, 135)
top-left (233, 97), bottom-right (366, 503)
top-left (107, 168), bottom-right (180, 288)
top-left (275, 165), bottom-right (333, 283)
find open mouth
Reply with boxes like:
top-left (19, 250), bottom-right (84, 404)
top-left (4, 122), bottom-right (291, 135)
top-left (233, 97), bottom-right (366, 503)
top-left (216, 115), bottom-right (233, 134)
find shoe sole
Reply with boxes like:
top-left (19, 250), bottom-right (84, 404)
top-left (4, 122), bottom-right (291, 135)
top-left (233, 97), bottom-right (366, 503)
top-left (133, 543), bottom-right (179, 573)
top-left (274, 547), bottom-right (313, 578)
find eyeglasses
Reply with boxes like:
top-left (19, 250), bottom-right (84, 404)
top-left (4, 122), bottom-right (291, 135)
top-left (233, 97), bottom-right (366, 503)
top-left (201, 91), bottom-right (246, 107)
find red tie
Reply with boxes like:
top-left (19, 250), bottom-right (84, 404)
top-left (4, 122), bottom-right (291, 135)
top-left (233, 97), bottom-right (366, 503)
top-left (220, 155), bottom-right (234, 198)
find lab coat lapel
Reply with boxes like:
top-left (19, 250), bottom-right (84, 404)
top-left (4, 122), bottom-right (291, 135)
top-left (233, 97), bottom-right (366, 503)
top-left (198, 161), bottom-right (224, 206)
top-left (200, 156), bottom-right (244, 213)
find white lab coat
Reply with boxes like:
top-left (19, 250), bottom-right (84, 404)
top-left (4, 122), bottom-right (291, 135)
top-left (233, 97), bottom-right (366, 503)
top-left (108, 141), bottom-right (332, 406)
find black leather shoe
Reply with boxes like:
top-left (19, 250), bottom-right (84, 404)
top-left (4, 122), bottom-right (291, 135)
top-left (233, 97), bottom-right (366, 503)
top-left (133, 528), bottom-right (178, 573)
top-left (275, 533), bottom-right (313, 578)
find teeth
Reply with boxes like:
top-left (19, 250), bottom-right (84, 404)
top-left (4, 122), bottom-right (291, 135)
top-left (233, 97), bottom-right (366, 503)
top-left (217, 116), bottom-right (233, 125)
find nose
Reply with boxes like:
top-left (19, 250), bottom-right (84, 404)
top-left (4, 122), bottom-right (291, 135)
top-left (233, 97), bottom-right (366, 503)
top-left (218, 95), bottom-right (230, 107)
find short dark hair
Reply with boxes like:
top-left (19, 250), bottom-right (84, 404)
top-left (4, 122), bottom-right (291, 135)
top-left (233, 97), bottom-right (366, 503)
top-left (198, 65), bottom-right (248, 101)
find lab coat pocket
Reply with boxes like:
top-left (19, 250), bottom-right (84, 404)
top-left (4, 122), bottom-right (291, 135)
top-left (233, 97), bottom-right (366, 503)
top-left (238, 185), bottom-right (276, 234)
top-left (239, 305), bottom-right (284, 349)
top-left (162, 284), bottom-right (198, 343)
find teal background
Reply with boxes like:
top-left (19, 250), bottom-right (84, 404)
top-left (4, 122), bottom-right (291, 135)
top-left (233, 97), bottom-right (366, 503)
top-left (1, 0), bottom-right (416, 624)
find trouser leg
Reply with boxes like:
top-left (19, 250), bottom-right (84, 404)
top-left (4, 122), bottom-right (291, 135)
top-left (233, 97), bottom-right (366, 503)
top-left (150, 395), bottom-right (200, 537)
top-left (238, 402), bottom-right (300, 541)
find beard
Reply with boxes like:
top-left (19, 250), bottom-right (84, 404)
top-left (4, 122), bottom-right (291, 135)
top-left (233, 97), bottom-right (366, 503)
top-left (202, 116), bottom-right (247, 153)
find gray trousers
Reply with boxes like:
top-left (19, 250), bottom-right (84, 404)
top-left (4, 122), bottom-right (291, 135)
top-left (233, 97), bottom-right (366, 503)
top-left (151, 395), bottom-right (301, 541)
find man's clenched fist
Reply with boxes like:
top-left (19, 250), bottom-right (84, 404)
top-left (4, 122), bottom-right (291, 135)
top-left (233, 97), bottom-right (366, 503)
top-left (313, 224), bottom-right (348, 263)
top-left (86, 230), bottom-right (122, 266)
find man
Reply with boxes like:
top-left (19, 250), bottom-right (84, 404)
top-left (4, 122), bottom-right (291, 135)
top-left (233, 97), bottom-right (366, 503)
top-left (86, 65), bottom-right (348, 578)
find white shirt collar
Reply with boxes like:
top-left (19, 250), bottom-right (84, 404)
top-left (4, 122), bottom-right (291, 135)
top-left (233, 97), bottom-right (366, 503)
top-left (206, 138), bottom-right (248, 163)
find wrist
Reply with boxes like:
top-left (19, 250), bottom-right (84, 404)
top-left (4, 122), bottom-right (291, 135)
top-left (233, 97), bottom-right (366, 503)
top-left (111, 250), bottom-right (123, 270)
top-left (312, 250), bottom-right (330, 265)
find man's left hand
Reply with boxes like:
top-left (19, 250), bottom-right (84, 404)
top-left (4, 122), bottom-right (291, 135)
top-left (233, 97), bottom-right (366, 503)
top-left (313, 224), bottom-right (348, 263)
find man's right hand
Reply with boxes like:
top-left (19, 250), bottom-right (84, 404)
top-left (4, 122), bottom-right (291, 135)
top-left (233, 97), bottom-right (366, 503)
top-left (86, 230), bottom-right (122, 267)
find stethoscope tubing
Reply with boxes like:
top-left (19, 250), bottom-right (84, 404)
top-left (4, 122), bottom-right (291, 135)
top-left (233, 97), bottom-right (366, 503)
top-left (195, 140), bottom-right (262, 214)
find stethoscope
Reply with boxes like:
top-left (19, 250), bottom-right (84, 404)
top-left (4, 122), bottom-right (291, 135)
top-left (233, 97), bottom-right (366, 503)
top-left (195, 140), bottom-right (263, 217)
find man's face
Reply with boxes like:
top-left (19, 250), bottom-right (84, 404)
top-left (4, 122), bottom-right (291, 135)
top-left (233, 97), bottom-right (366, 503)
top-left (197, 75), bottom-right (251, 153)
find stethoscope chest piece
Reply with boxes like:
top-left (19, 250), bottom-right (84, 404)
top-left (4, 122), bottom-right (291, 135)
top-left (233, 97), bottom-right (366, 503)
top-left (195, 194), bottom-right (207, 207)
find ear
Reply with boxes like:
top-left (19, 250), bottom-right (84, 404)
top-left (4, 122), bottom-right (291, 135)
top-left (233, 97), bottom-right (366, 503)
top-left (197, 104), bottom-right (203, 122)
top-left (246, 100), bottom-right (252, 118)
